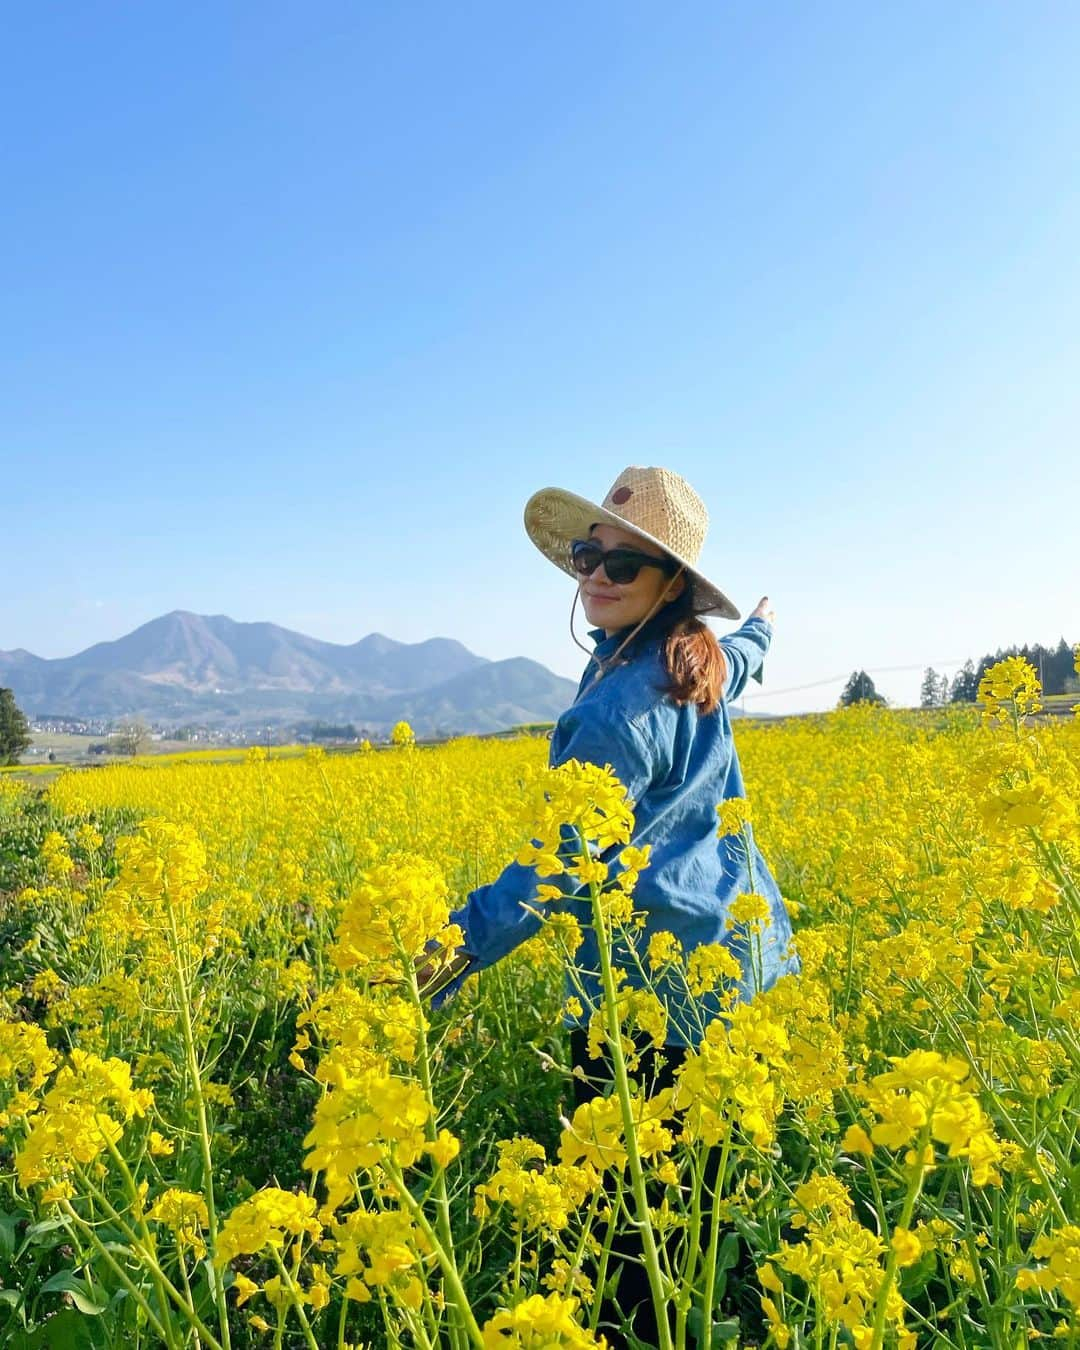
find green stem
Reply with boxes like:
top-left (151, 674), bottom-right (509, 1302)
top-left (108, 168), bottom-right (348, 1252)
top-left (100, 1131), bottom-right (179, 1350)
top-left (58, 1200), bottom-right (172, 1345)
top-left (868, 1131), bottom-right (930, 1350)
top-left (74, 1166), bottom-right (224, 1350)
top-left (700, 1137), bottom-right (732, 1350)
top-left (165, 902), bottom-right (232, 1349)
top-left (578, 824), bottom-right (674, 1350)
top-left (384, 1160), bottom-right (485, 1348)
top-left (267, 1245), bottom-right (321, 1350)
top-left (676, 1149), bottom-right (706, 1350)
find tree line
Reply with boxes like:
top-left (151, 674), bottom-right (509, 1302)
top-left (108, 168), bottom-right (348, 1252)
top-left (919, 637), bottom-right (1076, 708)
top-left (838, 637), bottom-right (1075, 710)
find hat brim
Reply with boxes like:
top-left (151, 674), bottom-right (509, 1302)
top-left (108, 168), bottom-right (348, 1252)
top-left (523, 487), bottom-right (741, 621)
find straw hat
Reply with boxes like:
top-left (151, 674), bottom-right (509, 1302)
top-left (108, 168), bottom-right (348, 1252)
top-left (523, 465), bottom-right (740, 621)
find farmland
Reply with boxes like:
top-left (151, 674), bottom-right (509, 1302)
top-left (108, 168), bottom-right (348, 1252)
top-left (0, 655), bottom-right (1078, 1348)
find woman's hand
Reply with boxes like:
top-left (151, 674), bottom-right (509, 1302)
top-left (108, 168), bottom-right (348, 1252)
top-left (415, 945), bottom-right (472, 999)
top-left (750, 595), bottom-right (775, 625)
top-left (367, 939), bottom-right (472, 1001)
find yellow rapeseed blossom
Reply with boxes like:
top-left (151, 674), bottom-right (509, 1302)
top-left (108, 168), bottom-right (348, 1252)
top-left (481, 1292), bottom-right (608, 1347)
top-left (303, 1065), bottom-right (432, 1212)
top-left (1016, 1226), bottom-right (1080, 1309)
top-left (332, 855), bottom-right (455, 981)
top-left (148, 1188), bottom-right (210, 1259)
top-left (977, 656), bottom-right (1042, 724)
top-left (390, 721), bottom-right (416, 747)
top-left (716, 796), bottom-right (752, 838)
top-left (5, 671), bottom-right (1074, 1349)
top-left (216, 1188), bottom-right (322, 1265)
top-left (861, 1050), bottom-right (1002, 1185)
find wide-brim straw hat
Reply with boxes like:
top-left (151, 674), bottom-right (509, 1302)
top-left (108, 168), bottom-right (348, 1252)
top-left (523, 465), bottom-right (740, 621)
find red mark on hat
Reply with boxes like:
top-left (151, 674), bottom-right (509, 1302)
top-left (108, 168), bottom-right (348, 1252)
top-left (611, 486), bottom-right (633, 505)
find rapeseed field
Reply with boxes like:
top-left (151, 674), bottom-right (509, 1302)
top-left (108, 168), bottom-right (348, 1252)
top-left (1, 653), bottom-right (1078, 1349)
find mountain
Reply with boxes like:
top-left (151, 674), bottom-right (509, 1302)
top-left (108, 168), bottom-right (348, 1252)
top-left (0, 611), bottom-right (578, 736)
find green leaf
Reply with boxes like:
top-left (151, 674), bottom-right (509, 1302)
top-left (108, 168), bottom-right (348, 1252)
top-left (0, 1211), bottom-right (20, 1258)
top-left (711, 1229), bottom-right (741, 1302)
top-left (687, 1308), bottom-right (742, 1346)
top-left (14, 1308), bottom-right (97, 1349)
top-left (38, 1272), bottom-right (108, 1316)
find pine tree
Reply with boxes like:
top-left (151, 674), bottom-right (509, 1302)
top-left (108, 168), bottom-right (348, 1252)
top-left (839, 670), bottom-right (886, 707)
top-left (949, 659), bottom-right (978, 703)
top-left (920, 667), bottom-right (943, 708)
top-left (0, 688), bottom-right (31, 765)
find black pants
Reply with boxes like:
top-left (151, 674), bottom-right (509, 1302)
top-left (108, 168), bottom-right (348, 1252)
top-left (569, 1029), bottom-right (726, 1348)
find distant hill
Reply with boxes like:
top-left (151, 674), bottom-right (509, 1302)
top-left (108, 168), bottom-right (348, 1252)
top-left (0, 611), bottom-right (578, 737)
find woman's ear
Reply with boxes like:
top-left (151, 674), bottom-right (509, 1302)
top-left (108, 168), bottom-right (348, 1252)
top-left (666, 570), bottom-right (687, 601)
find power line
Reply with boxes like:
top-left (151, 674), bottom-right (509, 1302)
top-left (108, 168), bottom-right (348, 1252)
top-left (741, 659), bottom-right (970, 700)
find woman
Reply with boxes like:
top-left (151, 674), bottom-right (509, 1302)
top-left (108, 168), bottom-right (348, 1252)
top-left (425, 465), bottom-right (799, 1342)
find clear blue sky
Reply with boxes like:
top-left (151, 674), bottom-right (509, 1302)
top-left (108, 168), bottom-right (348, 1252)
top-left (3, 3), bottom-right (1078, 713)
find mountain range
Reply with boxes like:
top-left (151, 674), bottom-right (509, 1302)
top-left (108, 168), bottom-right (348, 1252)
top-left (0, 611), bottom-right (581, 737)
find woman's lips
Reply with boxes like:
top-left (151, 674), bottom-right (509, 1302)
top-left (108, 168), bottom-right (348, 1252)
top-left (587, 594), bottom-right (618, 604)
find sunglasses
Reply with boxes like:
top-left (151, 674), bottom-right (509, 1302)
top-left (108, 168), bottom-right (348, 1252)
top-left (570, 538), bottom-right (680, 586)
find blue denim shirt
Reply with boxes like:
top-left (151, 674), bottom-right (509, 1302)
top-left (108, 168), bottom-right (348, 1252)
top-left (433, 612), bottom-right (800, 1045)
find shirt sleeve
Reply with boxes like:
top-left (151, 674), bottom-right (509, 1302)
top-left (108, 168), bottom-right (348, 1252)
top-left (430, 702), bottom-right (657, 1010)
top-left (718, 616), bottom-right (773, 702)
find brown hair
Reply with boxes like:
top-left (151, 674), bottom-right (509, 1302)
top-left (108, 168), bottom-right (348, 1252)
top-left (655, 579), bottom-right (727, 715)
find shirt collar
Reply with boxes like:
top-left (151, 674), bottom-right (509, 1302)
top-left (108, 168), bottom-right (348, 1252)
top-left (588, 624), bottom-right (641, 660)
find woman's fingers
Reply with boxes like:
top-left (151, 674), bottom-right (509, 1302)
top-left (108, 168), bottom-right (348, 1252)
top-left (752, 595), bottom-right (776, 624)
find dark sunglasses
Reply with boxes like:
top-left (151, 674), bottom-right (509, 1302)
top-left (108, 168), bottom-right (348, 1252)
top-left (570, 538), bottom-right (679, 586)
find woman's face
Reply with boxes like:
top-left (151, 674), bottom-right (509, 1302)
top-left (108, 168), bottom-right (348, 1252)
top-left (578, 522), bottom-right (686, 636)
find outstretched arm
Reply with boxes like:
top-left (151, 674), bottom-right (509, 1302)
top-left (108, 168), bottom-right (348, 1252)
top-left (718, 595), bottom-right (775, 701)
top-left (425, 702), bottom-right (658, 1008)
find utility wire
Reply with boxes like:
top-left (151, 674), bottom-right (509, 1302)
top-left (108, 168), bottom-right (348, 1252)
top-left (741, 658), bottom-right (970, 701)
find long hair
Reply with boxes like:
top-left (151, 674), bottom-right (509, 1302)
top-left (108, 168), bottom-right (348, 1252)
top-left (654, 580), bottom-right (727, 715)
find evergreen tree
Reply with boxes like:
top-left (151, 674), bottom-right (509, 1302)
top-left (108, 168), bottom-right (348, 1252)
top-left (839, 670), bottom-right (886, 707)
top-left (0, 688), bottom-right (32, 765)
top-left (949, 659), bottom-right (979, 703)
top-left (1050, 638), bottom-right (1073, 694)
top-left (920, 667), bottom-right (944, 709)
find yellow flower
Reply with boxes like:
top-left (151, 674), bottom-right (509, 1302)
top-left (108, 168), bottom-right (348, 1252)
top-left (149, 1130), bottom-right (175, 1157)
top-left (728, 892), bottom-right (772, 927)
top-left (758, 1261), bottom-right (783, 1294)
top-left (685, 942), bottom-right (742, 996)
top-left (891, 1226), bottom-right (921, 1268)
top-left (977, 656), bottom-right (1042, 723)
top-left (481, 1292), bottom-right (607, 1347)
top-left (842, 1123), bottom-right (874, 1157)
top-left (861, 1050), bottom-right (1002, 1185)
top-left (216, 1189), bottom-right (322, 1266)
top-left (716, 796), bottom-right (752, 838)
top-left (646, 930), bottom-right (682, 971)
top-left (42, 831), bottom-right (75, 880)
top-left (1017, 1227), bottom-right (1080, 1309)
top-left (148, 1189), bottom-right (210, 1259)
top-left (232, 1274), bottom-right (260, 1306)
top-left (423, 1128), bottom-right (461, 1169)
top-left (390, 721), bottom-right (416, 746)
top-left (303, 1066), bottom-right (432, 1212)
top-left (332, 855), bottom-right (452, 982)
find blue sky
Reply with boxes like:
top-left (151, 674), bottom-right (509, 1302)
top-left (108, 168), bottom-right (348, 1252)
top-left (3, 2), bottom-right (1077, 714)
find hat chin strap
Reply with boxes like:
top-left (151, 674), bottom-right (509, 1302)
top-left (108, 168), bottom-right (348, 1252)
top-left (569, 566), bottom-right (687, 689)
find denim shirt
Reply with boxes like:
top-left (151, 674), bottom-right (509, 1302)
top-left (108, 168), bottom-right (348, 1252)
top-left (432, 612), bottom-right (800, 1046)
